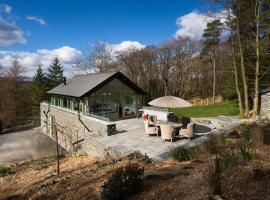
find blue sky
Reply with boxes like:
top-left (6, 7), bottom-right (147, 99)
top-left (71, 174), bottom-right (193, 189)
top-left (0, 0), bottom-right (214, 75)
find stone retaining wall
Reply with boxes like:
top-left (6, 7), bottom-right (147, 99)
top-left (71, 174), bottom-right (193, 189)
top-left (40, 102), bottom-right (121, 158)
top-left (261, 93), bottom-right (270, 117)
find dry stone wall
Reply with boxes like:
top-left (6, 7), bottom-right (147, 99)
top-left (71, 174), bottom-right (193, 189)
top-left (40, 102), bottom-right (120, 158)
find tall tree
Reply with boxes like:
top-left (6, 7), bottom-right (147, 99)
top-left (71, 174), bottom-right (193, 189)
top-left (30, 65), bottom-right (48, 119)
top-left (1, 61), bottom-right (30, 128)
top-left (202, 19), bottom-right (223, 103)
top-left (46, 57), bottom-right (64, 89)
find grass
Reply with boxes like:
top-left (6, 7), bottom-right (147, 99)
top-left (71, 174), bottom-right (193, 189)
top-left (172, 101), bottom-right (239, 118)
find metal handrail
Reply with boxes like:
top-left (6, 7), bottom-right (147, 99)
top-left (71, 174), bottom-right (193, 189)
top-left (85, 113), bottom-right (110, 122)
top-left (143, 106), bottom-right (169, 112)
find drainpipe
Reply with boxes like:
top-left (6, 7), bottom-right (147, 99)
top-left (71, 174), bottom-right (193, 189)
top-left (77, 98), bottom-right (91, 132)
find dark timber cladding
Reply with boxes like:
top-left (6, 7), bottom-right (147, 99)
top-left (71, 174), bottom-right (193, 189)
top-left (47, 71), bottom-right (146, 99)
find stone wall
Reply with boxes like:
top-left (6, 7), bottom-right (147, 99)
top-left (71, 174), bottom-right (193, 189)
top-left (40, 102), bottom-right (121, 158)
top-left (261, 92), bottom-right (270, 117)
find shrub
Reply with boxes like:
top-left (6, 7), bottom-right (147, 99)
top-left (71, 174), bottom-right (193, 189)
top-left (101, 163), bottom-right (144, 200)
top-left (142, 153), bottom-right (153, 164)
top-left (239, 145), bottom-right (255, 161)
top-left (171, 147), bottom-right (190, 162)
top-left (0, 166), bottom-right (11, 177)
top-left (219, 149), bottom-right (238, 170)
top-left (126, 151), bottom-right (153, 164)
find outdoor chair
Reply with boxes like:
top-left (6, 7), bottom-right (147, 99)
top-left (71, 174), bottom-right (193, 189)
top-left (179, 122), bottom-right (195, 140)
top-left (181, 117), bottom-right (191, 129)
top-left (144, 120), bottom-right (158, 136)
top-left (160, 124), bottom-right (175, 143)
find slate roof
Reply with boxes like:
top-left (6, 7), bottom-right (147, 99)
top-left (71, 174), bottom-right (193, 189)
top-left (47, 71), bottom-right (146, 98)
top-left (260, 87), bottom-right (270, 95)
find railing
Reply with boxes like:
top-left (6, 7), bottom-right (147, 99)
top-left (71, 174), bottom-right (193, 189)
top-left (85, 113), bottom-right (110, 122)
top-left (143, 106), bottom-right (169, 112)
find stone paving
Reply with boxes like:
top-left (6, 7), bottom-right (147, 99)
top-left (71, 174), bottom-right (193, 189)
top-left (88, 118), bottom-right (213, 161)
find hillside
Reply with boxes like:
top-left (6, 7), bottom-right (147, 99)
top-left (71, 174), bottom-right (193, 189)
top-left (1, 142), bottom-right (270, 200)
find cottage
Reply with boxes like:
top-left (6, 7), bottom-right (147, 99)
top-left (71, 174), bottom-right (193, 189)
top-left (40, 71), bottom-right (145, 156)
top-left (47, 71), bottom-right (145, 121)
top-left (260, 87), bottom-right (270, 117)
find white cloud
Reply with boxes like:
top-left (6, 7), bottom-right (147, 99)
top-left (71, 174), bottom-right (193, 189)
top-left (0, 46), bottom-right (81, 76)
top-left (2, 4), bottom-right (12, 13)
top-left (106, 41), bottom-right (145, 55)
top-left (0, 18), bottom-right (26, 46)
top-left (175, 10), bottom-right (227, 40)
top-left (26, 16), bottom-right (46, 25)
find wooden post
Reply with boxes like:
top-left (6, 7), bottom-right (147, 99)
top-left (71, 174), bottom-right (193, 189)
top-left (206, 98), bottom-right (209, 105)
top-left (201, 99), bottom-right (203, 106)
top-left (54, 124), bottom-right (60, 175)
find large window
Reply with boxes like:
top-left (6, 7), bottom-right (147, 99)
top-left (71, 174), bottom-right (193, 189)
top-left (123, 96), bottom-right (137, 117)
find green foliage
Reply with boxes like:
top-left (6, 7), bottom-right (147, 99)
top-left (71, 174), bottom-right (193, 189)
top-left (46, 57), bottom-right (64, 90)
top-left (142, 153), bottom-right (153, 164)
top-left (219, 149), bottom-right (238, 170)
top-left (0, 166), bottom-right (11, 177)
top-left (126, 151), bottom-right (153, 164)
top-left (29, 65), bottom-right (48, 118)
top-left (202, 19), bottom-right (223, 53)
top-left (171, 147), bottom-right (190, 162)
top-left (239, 145), bottom-right (255, 161)
top-left (172, 101), bottom-right (239, 118)
top-left (101, 163), bottom-right (144, 200)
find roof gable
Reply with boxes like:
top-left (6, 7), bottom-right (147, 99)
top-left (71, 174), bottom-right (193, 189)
top-left (47, 71), bottom-right (146, 98)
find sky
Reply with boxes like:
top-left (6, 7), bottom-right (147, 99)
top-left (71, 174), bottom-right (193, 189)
top-left (0, 0), bottom-right (218, 76)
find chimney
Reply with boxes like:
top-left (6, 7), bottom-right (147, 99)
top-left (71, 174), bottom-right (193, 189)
top-left (63, 77), bottom-right (67, 85)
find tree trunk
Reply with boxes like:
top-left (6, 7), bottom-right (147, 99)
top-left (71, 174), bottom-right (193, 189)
top-left (232, 38), bottom-right (244, 116)
top-left (212, 51), bottom-right (216, 104)
top-left (253, 0), bottom-right (261, 117)
top-left (236, 5), bottom-right (250, 117)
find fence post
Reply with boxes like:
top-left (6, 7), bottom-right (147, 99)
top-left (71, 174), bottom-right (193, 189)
top-left (54, 124), bottom-right (60, 175)
top-left (201, 99), bottom-right (203, 106)
top-left (206, 98), bottom-right (209, 105)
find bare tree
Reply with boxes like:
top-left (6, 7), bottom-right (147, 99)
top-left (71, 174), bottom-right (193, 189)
top-left (75, 42), bottom-right (115, 74)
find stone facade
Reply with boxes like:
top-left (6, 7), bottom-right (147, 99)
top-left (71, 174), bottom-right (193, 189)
top-left (40, 102), bottom-right (121, 158)
top-left (261, 92), bottom-right (270, 117)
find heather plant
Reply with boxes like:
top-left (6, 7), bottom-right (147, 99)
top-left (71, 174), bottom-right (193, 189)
top-left (101, 163), bottom-right (144, 200)
top-left (171, 147), bottom-right (190, 162)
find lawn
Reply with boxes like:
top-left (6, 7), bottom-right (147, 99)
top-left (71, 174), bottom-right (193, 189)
top-left (172, 101), bottom-right (239, 118)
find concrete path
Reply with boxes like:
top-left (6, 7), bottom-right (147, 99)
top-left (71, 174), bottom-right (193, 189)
top-left (0, 128), bottom-right (58, 164)
top-left (90, 118), bottom-right (212, 161)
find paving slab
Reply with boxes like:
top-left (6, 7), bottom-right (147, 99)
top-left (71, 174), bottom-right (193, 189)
top-left (89, 118), bottom-right (214, 161)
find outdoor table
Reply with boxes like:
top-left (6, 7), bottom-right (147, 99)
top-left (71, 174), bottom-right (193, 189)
top-left (155, 122), bottom-right (182, 136)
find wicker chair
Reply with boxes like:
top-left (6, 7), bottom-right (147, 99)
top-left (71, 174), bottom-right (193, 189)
top-left (160, 124), bottom-right (175, 143)
top-left (179, 122), bottom-right (195, 140)
top-left (144, 120), bottom-right (158, 136)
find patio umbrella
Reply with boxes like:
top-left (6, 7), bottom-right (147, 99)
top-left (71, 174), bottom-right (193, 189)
top-left (148, 96), bottom-right (192, 108)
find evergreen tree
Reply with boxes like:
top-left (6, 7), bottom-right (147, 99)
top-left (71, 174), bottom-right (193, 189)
top-left (201, 19), bottom-right (223, 103)
top-left (46, 57), bottom-right (64, 89)
top-left (30, 65), bottom-right (47, 119)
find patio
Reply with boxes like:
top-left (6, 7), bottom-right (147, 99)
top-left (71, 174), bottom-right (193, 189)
top-left (89, 118), bottom-right (212, 161)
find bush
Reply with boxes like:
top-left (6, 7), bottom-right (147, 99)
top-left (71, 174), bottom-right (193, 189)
top-left (126, 151), bottom-right (153, 164)
top-left (0, 166), bottom-right (11, 177)
top-left (219, 149), bottom-right (238, 170)
top-left (239, 145), bottom-right (255, 161)
top-left (171, 147), bottom-right (190, 162)
top-left (101, 163), bottom-right (144, 200)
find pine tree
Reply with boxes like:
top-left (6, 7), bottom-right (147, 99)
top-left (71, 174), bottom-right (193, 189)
top-left (201, 19), bottom-right (223, 103)
top-left (30, 65), bottom-right (48, 119)
top-left (46, 57), bottom-right (64, 89)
